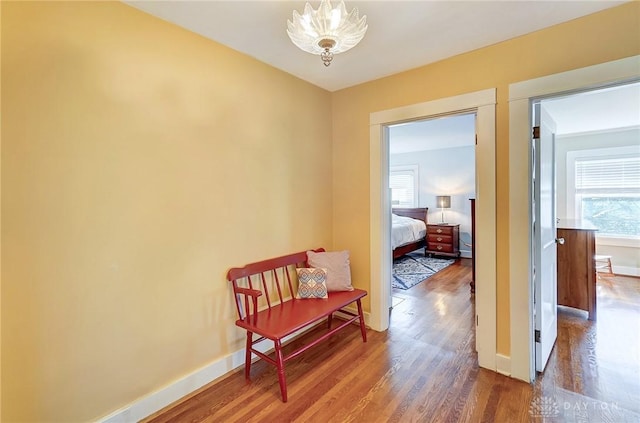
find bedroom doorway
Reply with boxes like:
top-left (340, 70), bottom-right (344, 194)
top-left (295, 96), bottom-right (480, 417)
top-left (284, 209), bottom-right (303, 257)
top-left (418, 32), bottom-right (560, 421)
top-left (507, 55), bottom-right (640, 382)
top-left (388, 113), bottom-right (477, 312)
top-left (369, 88), bottom-right (497, 372)
top-left (530, 83), bottom-right (640, 375)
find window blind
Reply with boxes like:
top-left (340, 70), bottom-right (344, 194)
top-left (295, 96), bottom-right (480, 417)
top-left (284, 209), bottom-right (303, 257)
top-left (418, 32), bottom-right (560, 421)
top-left (575, 156), bottom-right (640, 194)
top-left (390, 172), bottom-right (415, 207)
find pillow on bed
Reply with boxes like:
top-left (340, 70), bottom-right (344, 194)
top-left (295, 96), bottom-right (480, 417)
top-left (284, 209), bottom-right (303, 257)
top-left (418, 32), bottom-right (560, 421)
top-left (296, 268), bottom-right (328, 299)
top-left (306, 250), bottom-right (354, 292)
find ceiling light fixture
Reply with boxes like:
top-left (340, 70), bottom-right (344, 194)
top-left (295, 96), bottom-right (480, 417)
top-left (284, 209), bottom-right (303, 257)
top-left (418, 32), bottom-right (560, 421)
top-left (287, 0), bottom-right (367, 67)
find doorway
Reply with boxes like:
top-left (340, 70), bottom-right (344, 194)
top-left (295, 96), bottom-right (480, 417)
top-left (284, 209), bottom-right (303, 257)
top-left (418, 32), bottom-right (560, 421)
top-left (508, 55), bottom-right (640, 382)
top-left (388, 113), bottom-right (476, 302)
top-left (369, 88), bottom-right (498, 372)
top-left (534, 83), bottom-right (640, 373)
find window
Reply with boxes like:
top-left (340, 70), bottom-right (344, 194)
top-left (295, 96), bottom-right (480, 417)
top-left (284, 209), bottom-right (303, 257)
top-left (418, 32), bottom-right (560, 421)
top-left (390, 165), bottom-right (419, 208)
top-left (574, 153), bottom-right (640, 238)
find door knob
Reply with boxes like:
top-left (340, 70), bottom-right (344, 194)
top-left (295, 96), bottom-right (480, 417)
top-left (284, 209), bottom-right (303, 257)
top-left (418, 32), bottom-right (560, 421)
top-left (556, 238), bottom-right (565, 245)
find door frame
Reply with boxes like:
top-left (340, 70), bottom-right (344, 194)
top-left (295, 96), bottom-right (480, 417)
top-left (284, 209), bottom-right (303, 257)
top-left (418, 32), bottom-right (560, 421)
top-left (508, 55), bottom-right (640, 382)
top-left (369, 88), bottom-right (497, 371)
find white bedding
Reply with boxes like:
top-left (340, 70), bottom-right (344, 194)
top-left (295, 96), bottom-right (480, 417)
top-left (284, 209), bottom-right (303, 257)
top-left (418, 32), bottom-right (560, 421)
top-left (391, 213), bottom-right (426, 249)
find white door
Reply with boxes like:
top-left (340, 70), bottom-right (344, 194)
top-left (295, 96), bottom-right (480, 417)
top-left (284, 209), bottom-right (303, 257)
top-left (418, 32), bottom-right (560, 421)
top-left (534, 103), bottom-right (559, 373)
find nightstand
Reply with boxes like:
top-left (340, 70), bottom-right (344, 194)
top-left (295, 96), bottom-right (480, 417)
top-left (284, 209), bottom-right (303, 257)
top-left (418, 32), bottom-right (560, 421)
top-left (425, 223), bottom-right (460, 258)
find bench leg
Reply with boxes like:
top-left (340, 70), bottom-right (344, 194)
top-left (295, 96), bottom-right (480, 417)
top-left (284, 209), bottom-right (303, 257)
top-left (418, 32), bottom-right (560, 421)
top-left (356, 299), bottom-right (367, 342)
top-left (245, 331), bottom-right (253, 380)
top-left (327, 313), bottom-right (333, 330)
top-left (274, 339), bottom-right (288, 402)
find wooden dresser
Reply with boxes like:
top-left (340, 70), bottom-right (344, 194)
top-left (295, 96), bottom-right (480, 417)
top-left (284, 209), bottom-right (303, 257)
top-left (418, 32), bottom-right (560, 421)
top-left (557, 219), bottom-right (598, 320)
top-left (425, 223), bottom-right (460, 258)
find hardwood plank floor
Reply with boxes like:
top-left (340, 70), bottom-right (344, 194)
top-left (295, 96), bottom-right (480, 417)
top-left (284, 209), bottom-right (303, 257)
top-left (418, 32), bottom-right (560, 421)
top-left (144, 260), bottom-right (640, 422)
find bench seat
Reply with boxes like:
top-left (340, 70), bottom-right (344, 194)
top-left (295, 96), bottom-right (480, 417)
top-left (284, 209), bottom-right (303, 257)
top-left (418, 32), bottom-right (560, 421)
top-left (227, 248), bottom-right (367, 402)
top-left (236, 288), bottom-right (368, 340)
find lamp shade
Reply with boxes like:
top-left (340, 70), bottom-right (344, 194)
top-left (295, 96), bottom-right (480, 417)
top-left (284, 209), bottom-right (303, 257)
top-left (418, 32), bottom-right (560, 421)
top-left (436, 195), bottom-right (451, 209)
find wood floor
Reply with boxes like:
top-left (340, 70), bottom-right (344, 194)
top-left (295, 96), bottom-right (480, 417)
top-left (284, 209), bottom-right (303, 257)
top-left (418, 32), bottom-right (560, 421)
top-left (145, 259), bottom-right (640, 422)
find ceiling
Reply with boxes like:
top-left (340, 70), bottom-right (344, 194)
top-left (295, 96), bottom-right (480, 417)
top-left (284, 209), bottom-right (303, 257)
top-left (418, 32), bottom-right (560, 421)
top-left (125, 0), bottom-right (628, 92)
top-left (389, 113), bottom-right (476, 154)
top-left (542, 82), bottom-right (640, 135)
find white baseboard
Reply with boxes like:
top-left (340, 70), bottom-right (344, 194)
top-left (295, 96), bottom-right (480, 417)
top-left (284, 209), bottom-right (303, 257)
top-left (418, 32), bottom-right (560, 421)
top-left (496, 353), bottom-right (511, 376)
top-left (613, 265), bottom-right (640, 277)
top-left (460, 250), bottom-right (472, 259)
top-left (100, 348), bottom-right (247, 423)
top-left (99, 311), bottom-right (371, 423)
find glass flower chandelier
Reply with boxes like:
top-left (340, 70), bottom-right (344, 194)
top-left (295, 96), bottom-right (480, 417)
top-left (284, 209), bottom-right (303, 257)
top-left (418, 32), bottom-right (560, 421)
top-left (287, 0), bottom-right (368, 67)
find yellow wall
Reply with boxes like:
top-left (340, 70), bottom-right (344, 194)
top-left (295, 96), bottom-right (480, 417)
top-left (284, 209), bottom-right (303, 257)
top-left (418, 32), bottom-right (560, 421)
top-left (1, 2), bottom-right (332, 421)
top-left (332, 1), bottom-right (639, 356)
top-left (2, 1), bottom-right (639, 421)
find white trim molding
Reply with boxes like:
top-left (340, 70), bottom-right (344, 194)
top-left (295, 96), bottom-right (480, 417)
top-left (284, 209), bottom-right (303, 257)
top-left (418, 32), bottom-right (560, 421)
top-left (496, 354), bottom-right (512, 377)
top-left (509, 55), bottom-right (640, 383)
top-left (612, 266), bottom-right (640, 277)
top-left (97, 313), bottom-right (370, 423)
top-left (100, 350), bottom-right (247, 423)
top-left (369, 88), bottom-right (497, 372)
top-left (597, 236), bottom-right (640, 248)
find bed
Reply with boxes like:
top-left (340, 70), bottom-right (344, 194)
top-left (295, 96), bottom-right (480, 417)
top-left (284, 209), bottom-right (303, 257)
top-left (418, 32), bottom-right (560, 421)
top-left (392, 207), bottom-right (428, 259)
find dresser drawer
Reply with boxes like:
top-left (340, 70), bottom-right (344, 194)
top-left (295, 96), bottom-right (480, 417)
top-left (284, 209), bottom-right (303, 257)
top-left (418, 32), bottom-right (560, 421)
top-left (427, 225), bottom-right (455, 236)
top-left (425, 223), bottom-right (460, 258)
top-left (428, 243), bottom-right (454, 253)
top-left (428, 234), bottom-right (453, 244)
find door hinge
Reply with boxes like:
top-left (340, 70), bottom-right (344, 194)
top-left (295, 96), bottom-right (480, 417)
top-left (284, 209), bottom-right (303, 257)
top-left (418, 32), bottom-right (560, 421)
top-left (475, 134), bottom-right (478, 145)
top-left (535, 329), bottom-right (541, 343)
top-left (476, 315), bottom-right (479, 327)
top-left (532, 126), bottom-right (540, 139)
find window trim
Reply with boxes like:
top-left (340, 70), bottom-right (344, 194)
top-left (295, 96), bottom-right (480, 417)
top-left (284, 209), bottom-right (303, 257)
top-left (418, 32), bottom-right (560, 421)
top-left (596, 235), bottom-right (640, 248)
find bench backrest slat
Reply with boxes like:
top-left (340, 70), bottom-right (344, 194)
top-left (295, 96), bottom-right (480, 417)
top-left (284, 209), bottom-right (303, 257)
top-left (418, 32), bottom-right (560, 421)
top-left (272, 269), bottom-right (283, 305)
top-left (260, 272), bottom-right (272, 309)
top-left (284, 266), bottom-right (294, 299)
top-left (227, 248), bottom-right (325, 320)
top-left (232, 280), bottom-right (244, 319)
top-left (247, 274), bottom-right (254, 291)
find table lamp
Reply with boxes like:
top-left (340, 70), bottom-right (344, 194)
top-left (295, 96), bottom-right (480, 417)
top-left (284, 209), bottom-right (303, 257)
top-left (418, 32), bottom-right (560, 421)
top-left (436, 195), bottom-right (451, 223)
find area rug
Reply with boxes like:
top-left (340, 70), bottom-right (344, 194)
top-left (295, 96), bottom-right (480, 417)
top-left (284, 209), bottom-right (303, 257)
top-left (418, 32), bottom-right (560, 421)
top-left (392, 250), bottom-right (455, 290)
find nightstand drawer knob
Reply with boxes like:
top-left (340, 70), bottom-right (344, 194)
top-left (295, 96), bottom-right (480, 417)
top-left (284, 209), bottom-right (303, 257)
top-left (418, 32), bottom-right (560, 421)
top-left (436, 229), bottom-right (442, 233)
top-left (437, 246), bottom-right (442, 250)
top-left (437, 237), bottom-right (443, 242)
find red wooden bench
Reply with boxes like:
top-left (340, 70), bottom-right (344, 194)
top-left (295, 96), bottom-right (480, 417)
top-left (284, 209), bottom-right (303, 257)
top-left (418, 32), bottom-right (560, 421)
top-left (227, 248), bottom-right (368, 402)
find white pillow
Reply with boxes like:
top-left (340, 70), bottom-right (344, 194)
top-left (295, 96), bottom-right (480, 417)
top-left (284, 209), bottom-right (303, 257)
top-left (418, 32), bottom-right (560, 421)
top-left (306, 250), bottom-right (354, 292)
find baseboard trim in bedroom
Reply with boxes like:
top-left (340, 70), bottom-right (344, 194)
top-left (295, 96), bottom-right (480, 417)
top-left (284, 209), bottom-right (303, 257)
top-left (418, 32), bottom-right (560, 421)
top-left (613, 265), bottom-right (640, 277)
top-left (496, 353), bottom-right (511, 376)
top-left (99, 311), bottom-right (372, 423)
